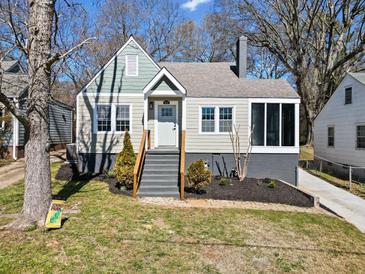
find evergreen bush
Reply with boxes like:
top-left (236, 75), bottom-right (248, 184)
top-left (187, 160), bottom-right (212, 192)
top-left (114, 131), bottom-right (136, 189)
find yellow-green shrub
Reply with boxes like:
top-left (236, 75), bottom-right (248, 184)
top-left (187, 160), bottom-right (212, 191)
top-left (114, 131), bottom-right (135, 189)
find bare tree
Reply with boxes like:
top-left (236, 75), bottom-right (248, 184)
top-left (0, 0), bottom-right (93, 229)
top-left (229, 125), bottom-right (253, 181)
top-left (217, 0), bottom-right (365, 143)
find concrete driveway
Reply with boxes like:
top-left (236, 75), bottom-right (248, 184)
top-left (298, 168), bottom-right (365, 233)
top-left (0, 150), bottom-right (65, 190)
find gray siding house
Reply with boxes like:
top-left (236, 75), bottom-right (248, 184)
top-left (76, 36), bottom-right (300, 196)
top-left (314, 71), bottom-right (365, 169)
top-left (0, 60), bottom-right (73, 159)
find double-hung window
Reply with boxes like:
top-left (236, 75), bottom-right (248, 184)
top-left (357, 125), bottom-right (365, 149)
top-left (328, 127), bottom-right (335, 147)
top-left (96, 105), bottom-right (111, 132)
top-left (95, 104), bottom-right (131, 133)
top-left (201, 106), bottom-right (233, 133)
top-left (116, 105), bottom-right (130, 132)
top-left (251, 102), bottom-right (296, 147)
top-left (126, 55), bottom-right (138, 76)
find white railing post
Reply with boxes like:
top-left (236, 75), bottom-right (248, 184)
top-left (349, 166), bottom-right (352, 191)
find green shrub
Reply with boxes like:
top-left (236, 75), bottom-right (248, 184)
top-left (219, 177), bottom-right (230, 186)
top-left (114, 131), bottom-right (136, 189)
top-left (187, 160), bottom-right (212, 191)
top-left (263, 178), bottom-right (277, 188)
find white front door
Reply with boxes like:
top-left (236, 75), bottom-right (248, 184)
top-left (157, 104), bottom-right (177, 147)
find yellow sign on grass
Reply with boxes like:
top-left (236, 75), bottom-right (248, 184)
top-left (45, 200), bottom-right (65, 229)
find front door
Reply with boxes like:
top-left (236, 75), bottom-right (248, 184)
top-left (157, 104), bottom-right (177, 147)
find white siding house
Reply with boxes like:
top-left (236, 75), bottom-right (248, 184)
top-left (314, 72), bottom-right (365, 167)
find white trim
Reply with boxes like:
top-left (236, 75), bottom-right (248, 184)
top-left (199, 105), bottom-right (236, 135)
top-left (76, 92), bottom-right (80, 153)
top-left (143, 67), bottom-right (186, 95)
top-left (125, 54), bottom-right (139, 77)
top-left (248, 99), bottom-right (300, 154)
top-left (93, 103), bottom-right (132, 134)
top-left (82, 93), bottom-right (143, 97)
top-left (251, 146), bottom-right (299, 154)
top-left (154, 100), bottom-right (179, 148)
top-left (182, 97), bottom-right (186, 130)
top-left (79, 36), bottom-right (159, 93)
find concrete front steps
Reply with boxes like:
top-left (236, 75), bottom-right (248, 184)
top-left (138, 148), bottom-right (180, 198)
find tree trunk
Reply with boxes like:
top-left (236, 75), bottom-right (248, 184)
top-left (9, 0), bottom-right (54, 229)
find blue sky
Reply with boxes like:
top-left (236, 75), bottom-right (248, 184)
top-left (81, 0), bottom-right (214, 24)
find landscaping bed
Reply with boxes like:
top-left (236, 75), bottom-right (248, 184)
top-left (185, 177), bottom-right (315, 207)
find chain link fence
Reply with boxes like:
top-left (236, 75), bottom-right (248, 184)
top-left (299, 155), bottom-right (365, 195)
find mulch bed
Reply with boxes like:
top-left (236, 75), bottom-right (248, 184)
top-left (185, 177), bottom-right (315, 207)
top-left (55, 164), bottom-right (132, 196)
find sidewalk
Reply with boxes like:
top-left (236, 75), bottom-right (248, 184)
top-left (0, 150), bottom-right (65, 190)
top-left (298, 168), bottom-right (365, 233)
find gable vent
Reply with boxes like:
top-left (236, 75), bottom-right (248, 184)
top-left (126, 55), bottom-right (138, 76)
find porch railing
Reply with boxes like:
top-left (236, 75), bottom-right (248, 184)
top-left (132, 129), bottom-right (150, 198)
top-left (180, 130), bottom-right (186, 199)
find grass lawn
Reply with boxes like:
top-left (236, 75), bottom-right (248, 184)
top-left (1, 164), bottom-right (365, 273)
top-left (300, 145), bottom-right (314, 161)
top-left (308, 169), bottom-right (365, 199)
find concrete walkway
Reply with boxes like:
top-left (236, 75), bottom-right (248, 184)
top-left (298, 168), bottom-right (365, 233)
top-left (0, 150), bottom-right (66, 190)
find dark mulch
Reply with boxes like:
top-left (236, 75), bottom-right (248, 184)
top-left (55, 164), bottom-right (132, 196)
top-left (185, 177), bottom-right (315, 207)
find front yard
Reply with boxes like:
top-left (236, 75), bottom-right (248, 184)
top-left (0, 164), bottom-right (365, 273)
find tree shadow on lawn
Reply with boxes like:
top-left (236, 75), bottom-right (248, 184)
top-left (53, 164), bottom-right (101, 201)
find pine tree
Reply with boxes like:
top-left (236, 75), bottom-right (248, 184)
top-left (114, 131), bottom-right (136, 189)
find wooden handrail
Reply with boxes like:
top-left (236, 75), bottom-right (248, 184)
top-left (180, 130), bottom-right (186, 200)
top-left (132, 130), bottom-right (150, 198)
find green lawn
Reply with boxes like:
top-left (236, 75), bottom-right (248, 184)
top-left (0, 164), bottom-right (365, 273)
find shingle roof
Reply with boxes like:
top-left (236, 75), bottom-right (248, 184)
top-left (1, 60), bottom-right (19, 72)
top-left (158, 62), bottom-right (298, 98)
top-left (349, 72), bottom-right (365, 85)
top-left (1, 73), bottom-right (28, 97)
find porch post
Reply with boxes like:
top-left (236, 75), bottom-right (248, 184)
top-left (144, 95), bottom-right (148, 149)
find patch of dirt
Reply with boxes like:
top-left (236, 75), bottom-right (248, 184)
top-left (185, 177), bottom-right (314, 207)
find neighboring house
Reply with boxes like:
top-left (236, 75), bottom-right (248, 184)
top-left (76, 36), bottom-right (300, 196)
top-left (314, 71), bottom-right (365, 174)
top-left (0, 60), bottom-right (73, 159)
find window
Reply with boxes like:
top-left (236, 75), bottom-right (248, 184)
top-left (251, 102), bottom-right (296, 147)
top-left (357, 125), bottom-right (365, 149)
top-left (282, 104), bottom-right (295, 146)
top-left (219, 107), bottom-right (233, 132)
top-left (251, 103), bottom-right (265, 145)
top-left (266, 103), bottom-right (280, 146)
top-left (201, 107), bottom-right (215, 132)
top-left (0, 108), bottom-right (5, 130)
top-left (345, 87), bottom-right (352, 104)
top-left (161, 108), bottom-right (173, 117)
top-left (116, 105), bottom-right (130, 132)
top-left (97, 105), bottom-right (111, 132)
top-left (328, 127), bottom-right (334, 147)
top-left (126, 55), bottom-right (138, 76)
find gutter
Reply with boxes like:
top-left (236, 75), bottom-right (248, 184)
top-left (12, 98), bottom-right (19, 160)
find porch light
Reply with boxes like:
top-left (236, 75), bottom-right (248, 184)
top-left (149, 102), bottom-right (154, 110)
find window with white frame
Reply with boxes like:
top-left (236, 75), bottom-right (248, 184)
top-left (200, 106), bottom-right (233, 133)
top-left (95, 104), bottom-right (131, 133)
top-left (251, 103), bottom-right (296, 147)
top-left (328, 126), bottom-right (334, 147)
top-left (356, 125), bottom-right (365, 149)
top-left (201, 107), bottom-right (215, 132)
top-left (116, 105), bottom-right (130, 132)
top-left (96, 105), bottom-right (111, 132)
top-left (219, 107), bottom-right (233, 132)
top-left (126, 55), bottom-right (138, 76)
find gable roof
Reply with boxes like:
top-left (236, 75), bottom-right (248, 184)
top-left (158, 62), bottom-right (298, 98)
top-left (144, 67), bottom-right (186, 94)
top-left (1, 73), bottom-right (28, 97)
top-left (79, 36), bottom-right (160, 93)
top-left (1, 60), bottom-right (19, 72)
top-left (349, 72), bottom-right (365, 86)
